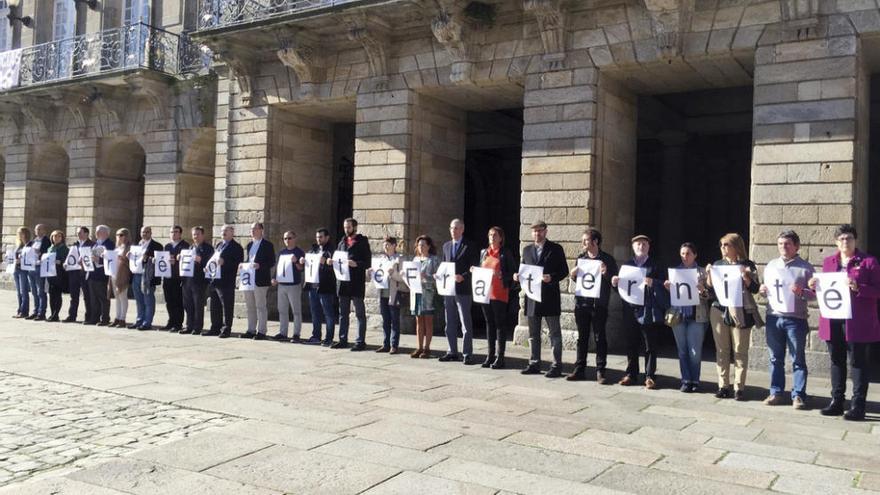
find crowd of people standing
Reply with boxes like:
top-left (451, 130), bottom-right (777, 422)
top-left (7, 219), bottom-right (879, 421)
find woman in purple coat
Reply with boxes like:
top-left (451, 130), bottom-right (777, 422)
top-left (808, 224), bottom-right (880, 421)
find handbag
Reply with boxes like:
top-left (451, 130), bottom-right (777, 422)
top-left (664, 308), bottom-right (682, 327)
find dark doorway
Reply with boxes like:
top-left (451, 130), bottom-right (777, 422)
top-left (333, 123), bottom-right (355, 240)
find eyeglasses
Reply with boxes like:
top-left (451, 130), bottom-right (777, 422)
top-left (837, 235), bottom-right (855, 242)
top-left (283, 237), bottom-right (293, 240)
top-left (720, 243), bottom-right (731, 247)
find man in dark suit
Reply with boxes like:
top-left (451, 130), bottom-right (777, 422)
top-left (86, 225), bottom-right (115, 326)
top-left (129, 226), bottom-right (164, 331)
top-left (242, 222), bottom-right (275, 340)
top-left (440, 218), bottom-right (479, 365)
top-left (516, 221), bottom-right (569, 378)
top-left (204, 224), bottom-right (244, 338)
top-left (333, 218), bottom-right (371, 350)
top-left (180, 226), bottom-right (213, 335)
top-left (65, 226), bottom-right (94, 323)
top-left (611, 234), bottom-right (669, 388)
top-left (162, 225), bottom-right (190, 332)
top-left (25, 223), bottom-right (51, 320)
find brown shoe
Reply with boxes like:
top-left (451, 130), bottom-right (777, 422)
top-left (645, 378), bottom-right (657, 390)
top-left (619, 375), bottom-right (635, 386)
top-left (763, 394), bottom-right (784, 406)
top-left (420, 349), bottom-right (431, 359)
top-left (389, 347), bottom-right (398, 355)
top-left (410, 349), bottom-right (422, 358)
top-left (596, 371), bottom-right (607, 385)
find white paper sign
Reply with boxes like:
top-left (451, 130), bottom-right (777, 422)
top-left (205, 251), bottom-right (222, 280)
top-left (80, 247), bottom-right (95, 273)
top-left (434, 262), bottom-right (457, 297)
top-left (128, 246), bottom-right (144, 274)
top-left (332, 251), bottom-right (350, 282)
top-left (63, 247), bottom-right (81, 271)
top-left (20, 246), bottom-right (37, 272)
top-left (617, 265), bottom-right (647, 305)
top-left (668, 268), bottom-right (701, 306)
top-left (815, 272), bottom-right (852, 319)
top-left (471, 267), bottom-right (495, 305)
top-left (40, 253), bottom-right (56, 278)
top-left (179, 249), bottom-right (195, 278)
top-left (104, 250), bottom-right (119, 278)
top-left (518, 264), bottom-right (544, 303)
top-left (401, 260), bottom-right (422, 294)
top-left (276, 254), bottom-right (296, 283)
top-left (710, 265), bottom-right (743, 308)
top-left (238, 262), bottom-right (256, 291)
top-left (575, 259), bottom-right (603, 299)
top-left (304, 253), bottom-right (322, 284)
top-left (371, 257), bottom-right (390, 290)
top-left (154, 251), bottom-right (172, 279)
top-left (764, 266), bottom-right (796, 314)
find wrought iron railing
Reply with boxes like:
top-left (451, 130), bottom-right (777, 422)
top-left (10, 22), bottom-right (209, 90)
top-left (197, 0), bottom-right (364, 30)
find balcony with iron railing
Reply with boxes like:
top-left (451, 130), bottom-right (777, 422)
top-left (3, 22), bottom-right (210, 92)
top-left (196, 0), bottom-right (372, 31)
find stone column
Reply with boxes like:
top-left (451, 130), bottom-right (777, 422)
top-left (1, 143), bottom-right (31, 246)
top-left (65, 138), bottom-right (100, 240)
top-left (141, 130), bottom-right (182, 236)
top-left (750, 28), bottom-right (866, 374)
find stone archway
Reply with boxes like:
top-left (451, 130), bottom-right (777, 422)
top-left (96, 137), bottom-right (146, 233)
top-left (28, 143), bottom-right (70, 233)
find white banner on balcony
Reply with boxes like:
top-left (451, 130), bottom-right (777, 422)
top-left (0, 48), bottom-right (22, 91)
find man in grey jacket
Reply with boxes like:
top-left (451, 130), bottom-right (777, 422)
top-left (759, 230), bottom-right (814, 409)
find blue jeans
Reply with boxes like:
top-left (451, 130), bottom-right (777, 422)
top-left (338, 296), bottom-right (367, 344)
top-left (766, 314), bottom-right (808, 399)
top-left (131, 275), bottom-right (156, 326)
top-left (380, 297), bottom-right (400, 348)
top-left (28, 270), bottom-right (46, 317)
top-left (14, 269), bottom-right (30, 316)
top-left (672, 319), bottom-right (706, 384)
top-left (308, 289), bottom-right (336, 343)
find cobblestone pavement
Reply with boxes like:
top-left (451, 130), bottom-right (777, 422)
top-left (0, 295), bottom-right (877, 494)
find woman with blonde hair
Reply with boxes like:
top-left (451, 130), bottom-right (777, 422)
top-left (12, 227), bottom-right (32, 318)
top-left (46, 230), bottom-right (69, 322)
top-left (705, 233), bottom-right (762, 400)
top-left (110, 228), bottom-right (133, 328)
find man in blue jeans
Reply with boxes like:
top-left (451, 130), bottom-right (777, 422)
top-left (130, 226), bottom-right (164, 331)
top-left (304, 228), bottom-right (337, 346)
top-left (759, 230), bottom-right (814, 410)
top-left (26, 224), bottom-right (51, 320)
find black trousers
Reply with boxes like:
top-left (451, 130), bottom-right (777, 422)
top-left (482, 299), bottom-right (508, 358)
top-left (163, 278), bottom-right (185, 327)
top-left (573, 304), bottom-right (608, 371)
top-left (209, 284), bottom-right (235, 331)
top-left (68, 271), bottom-right (92, 321)
top-left (87, 278), bottom-right (111, 324)
top-left (827, 320), bottom-right (871, 409)
top-left (183, 280), bottom-right (208, 331)
top-left (48, 285), bottom-right (63, 317)
top-left (626, 321), bottom-right (662, 379)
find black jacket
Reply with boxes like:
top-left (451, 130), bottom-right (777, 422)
top-left (620, 256), bottom-right (669, 325)
top-left (336, 234), bottom-right (370, 298)
top-left (308, 242), bottom-right (336, 295)
top-left (442, 238), bottom-right (478, 296)
top-left (164, 240), bottom-right (191, 281)
top-left (210, 239), bottom-right (244, 288)
top-left (245, 239), bottom-right (276, 287)
top-left (27, 236), bottom-right (51, 255)
top-left (521, 240), bottom-right (569, 317)
top-left (187, 241), bottom-right (214, 286)
top-left (478, 247), bottom-right (517, 290)
top-left (140, 239), bottom-right (164, 286)
top-left (574, 250), bottom-right (619, 308)
top-left (87, 238), bottom-right (116, 284)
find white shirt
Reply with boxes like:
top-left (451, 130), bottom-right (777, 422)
top-left (249, 239), bottom-right (262, 262)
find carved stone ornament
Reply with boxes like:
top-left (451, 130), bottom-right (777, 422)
top-left (779, 0), bottom-right (820, 40)
top-left (642, 0), bottom-right (693, 60)
top-left (523, 0), bottom-right (566, 70)
top-left (276, 30), bottom-right (326, 86)
top-left (430, 8), bottom-right (473, 83)
top-left (211, 43), bottom-right (260, 106)
top-left (345, 14), bottom-right (391, 91)
top-left (124, 74), bottom-right (172, 120)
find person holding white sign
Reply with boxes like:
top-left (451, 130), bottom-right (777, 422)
top-left (45, 230), bottom-right (69, 322)
top-left (366, 236), bottom-right (407, 354)
top-left (514, 221), bottom-right (570, 378)
top-left (271, 231), bottom-right (305, 343)
top-left (64, 226), bottom-right (94, 324)
top-left (86, 225), bottom-right (115, 327)
top-left (109, 229), bottom-right (133, 328)
top-left (241, 222), bottom-right (276, 340)
top-left (25, 223), bottom-right (51, 320)
top-left (129, 226), bottom-right (163, 331)
top-left (808, 224), bottom-right (880, 421)
top-left (11, 227), bottom-right (31, 319)
top-left (611, 234), bottom-right (668, 389)
top-left (758, 230), bottom-right (814, 409)
top-left (471, 227), bottom-right (517, 369)
top-left (206, 224), bottom-right (244, 338)
top-left (161, 225), bottom-right (190, 332)
top-left (565, 228), bottom-right (618, 383)
top-left (439, 219), bottom-right (479, 364)
top-left (332, 218), bottom-right (371, 350)
top-left (663, 242), bottom-right (709, 393)
top-left (705, 233), bottom-right (761, 401)
top-left (303, 228), bottom-right (337, 346)
top-left (180, 226), bottom-right (214, 335)
top-left (411, 235), bottom-right (440, 358)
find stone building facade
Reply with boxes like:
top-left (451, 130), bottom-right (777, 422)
top-left (1, 0), bottom-right (879, 374)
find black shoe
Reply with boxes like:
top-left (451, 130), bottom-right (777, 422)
top-left (521, 365), bottom-right (541, 375)
top-left (566, 369), bottom-right (586, 381)
top-left (688, 383), bottom-right (699, 393)
top-left (33, 315), bottom-right (45, 321)
top-left (170, 327), bottom-right (182, 333)
top-left (375, 346), bottom-right (390, 353)
top-left (46, 316), bottom-right (60, 322)
top-left (241, 332), bottom-right (256, 339)
top-left (820, 399), bottom-right (845, 416)
top-left (179, 329), bottom-right (193, 335)
top-left (438, 353), bottom-right (459, 362)
top-left (545, 366), bottom-right (562, 378)
top-left (97, 321), bottom-right (111, 327)
top-left (254, 333), bottom-right (267, 341)
top-left (490, 357), bottom-right (506, 370)
top-left (303, 336), bottom-right (322, 345)
top-left (844, 407), bottom-right (865, 421)
top-left (331, 341), bottom-right (349, 349)
top-left (321, 341), bottom-right (332, 347)
top-left (350, 342), bottom-right (366, 352)
top-left (137, 325), bottom-right (152, 331)
top-left (462, 355), bottom-right (475, 365)
top-left (202, 329), bottom-right (221, 337)
top-left (290, 336), bottom-right (302, 344)
top-left (161, 324), bottom-right (174, 331)
top-left (127, 323), bottom-right (140, 329)
top-left (715, 387), bottom-right (733, 399)
top-left (219, 330), bottom-right (231, 339)
top-left (62, 317), bottom-right (77, 323)
top-left (83, 321), bottom-right (98, 326)
top-left (271, 333), bottom-right (288, 342)
top-left (481, 356), bottom-right (495, 368)
top-left (25, 314), bottom-right (36, 320)
top-left (680, 383), bottom-right (691, 393)
top-left (734, 389), bottom-right (746, 401)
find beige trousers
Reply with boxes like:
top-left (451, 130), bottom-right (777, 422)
top-left (709, 306), bottom-right (751, 391)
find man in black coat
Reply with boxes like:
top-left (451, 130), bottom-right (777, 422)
top-left (129, 226), bottom-right (164, 331)
top-left (440, 218), bottom-right (479, 364)
top-left (180, 226), bottom-right (213, 335)
top-left (65, 226), bottom-right (94, 323)
top-left (204, 224), bottom-right (244, 338)
top-left (515, 221), bottom-right (569, 377)
top-left (162, 225), bottom-right (190, 332)
top-left (86, 225), bottom-right (115, 326)
top-left (333, 218), bottom-right (371, 350)
top-left (242, 222), bottom-right (275, 340)
top-left (304, 228), bottom-right (337, 346)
